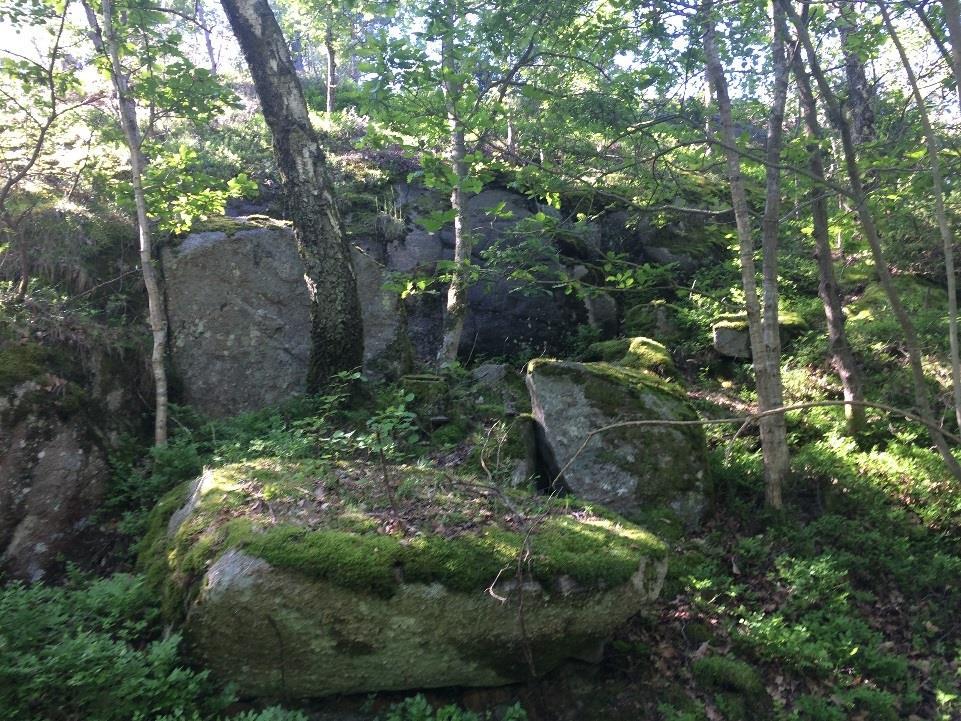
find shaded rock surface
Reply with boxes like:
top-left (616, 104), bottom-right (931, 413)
top-left (386, 187), bottom-right (587, 361)
top-left (711, 312), bottom-right (808, 359)
top-left (0, 384), bottom-right (108, 580)
top-left (146, 460), bottom-right (667, 698)
top-left (526, 359), bottom-right (708, 525)
top-left (188, 548), bottom-right (662, 697)
top-left (0, 338), bottom-right (146, 580)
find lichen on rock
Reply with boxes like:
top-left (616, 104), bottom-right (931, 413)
top-left (525, 359), bottom-right (709, 527)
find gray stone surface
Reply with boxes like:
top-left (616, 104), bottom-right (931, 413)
top-left (163, 222), bottom-right (411, 417)
top-left (183, 549), bottom-right (665, 698)
top-left (712, 324), bottom-right (751, 359)
top-left (0, 383), bottom-right (108, 580)
top-left (526, 360), bottom-right (708, 525)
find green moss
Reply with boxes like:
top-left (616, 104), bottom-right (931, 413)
top-left (527, 357), bottom-right (686, 406)
top-left (143, 459), bottom-right (667, 605)
top-left (712, 311), bottom-right (807, 333)
top-left (0, 342), bottom-right (52, 394)
top-left (136, 481), bottom-right (196, 618)
top-left (585, 337), bottom-right (677, 378)
top-left (242, 524), bottom-right (403, 596)
top-left (622, 337), bottom-right (676, 375)
top-left (172, 214), bottom-right (288, 240)
top-left (692, 656), bottom-right (771, 720)
top-left (692, 656), bottom-right (765, 696)
top-left (585, 339), bottom-right (631, 362)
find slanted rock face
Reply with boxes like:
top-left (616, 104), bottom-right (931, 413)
top-left (526, 360), bottom-right (708, 525)
top-left (0, 383), bottom-right (108, 580)
top-left (712, 323), bottom-right (751, 359)
top-left (144, 460), bottom-right (666, 698)
top-left (163, 219), bottom-right (411, 417)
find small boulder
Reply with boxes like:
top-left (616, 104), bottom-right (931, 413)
top-left (526, 360), bottom-right (708, 525)
top-left (623, 300), bottom-right (680, 344)
top-left (711, 311), bottom-right (807, 359)
top-left (143, 460), bottom-right (667, 698)
top-left (584, 337), bottom-right (677, 378)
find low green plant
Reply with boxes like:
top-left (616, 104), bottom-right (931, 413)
top-left (381, 694), bottom-right (527, 721)
top-left (0, 573), bottom-right (231, 721)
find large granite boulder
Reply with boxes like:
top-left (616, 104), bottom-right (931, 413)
top-left (162, 218), bottom-right (411, 417)
top-left (144, 460), bottom-right (667, 697)
top-left (385, 188), bottom-right (588, 360)
top-left (526, 360), bottom-right (708, 525)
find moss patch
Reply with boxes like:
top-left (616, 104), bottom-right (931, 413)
top-left (712, 311), bottom-right (807, 333)
top-left (145, 459), bottom-right (666, 607)
top-left (171, 214), bottom-right (288, 241)
top-left (0, 342), bottom-right (52, 394)
top-left (693, 656), bottom-right (772, 720)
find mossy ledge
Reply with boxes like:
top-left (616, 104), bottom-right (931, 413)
top-left (141, 458), bottom-right (667, 615)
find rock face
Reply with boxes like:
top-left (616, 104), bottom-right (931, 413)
top-left (147, 461), bottom-right (667, 698)
top-left (162, 220), bottom-right (411, 417)
top-left (187, 549), bottom-right (662, 697)
top-left (386, 187), bottom-right (587, 361)
top-left (526, 359), bottom-right (708, 525)
top-left (712, 322), bottom-right (751, 359)
top-left (0, 383), bottom-right (108, 580)
top-left (0, 338), bottom-right (146, 581)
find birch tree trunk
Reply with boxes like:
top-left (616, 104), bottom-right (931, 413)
top-left (437, 0), bottom-right (471, 364)
top-left (837, 1), bottom-right (876, 145)
top-left (783, 0), bottom-right (961, 480)
top-left (86, 0), bottom-right (168, 446)
top-left (325, 8), bottom-right (336, 114)
top-left (880, 2), bottom-right (961, 431)
top-left (220, 0), bottom-right (363, 391)
top-left (197, 2), bottom-right (219, 75)
top-left (792, 54), bottom-right (867, 435)
top-left (943, 0), bottom-right (961, 113)
top-left (704, 5), bottom-right (790, 508)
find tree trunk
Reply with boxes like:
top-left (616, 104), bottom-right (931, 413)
top-left (437, 0), bottom-right (470, 364)
top-left (14, 229), bottom-right (29, 302)
top-left (837, 1), bottom-right (875, 145)
top-left (197, 2), bottom-right (219, 75)
top-left (87, 0), bottom-right (169, 446)
top-left (783, 0), bottom-right (961, 481)
top-left (944, 0), bottom-right (961, 113)
top-left (220, 0), bottom-right (363, 391)
top-left (704, 6), bottom-right (790, 508)
top-left (880, 2), bottom-right (961, 431)
top-left (325, 10), bottom-right (336, 114)
top-left (792, 53), bottom-right (867, 435)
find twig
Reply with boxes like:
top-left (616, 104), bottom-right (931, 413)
top-left (552, 399), bottom-right (961, 486)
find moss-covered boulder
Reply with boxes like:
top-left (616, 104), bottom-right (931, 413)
top-left (623, 300), bottom-right (681, 343)
top-left (525, 360), bottom-right (708, 526)
top-left (584, 337), bottom-right (677, 378)
top-left (711, 311), bottom-right (807, 359)
top-left (144, 459), bottom-right (667, 698)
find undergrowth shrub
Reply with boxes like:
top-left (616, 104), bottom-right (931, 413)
top-left (0, 573), bottom-right (230, 721)
top-left (381, 694), bottom-right (527, 721)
